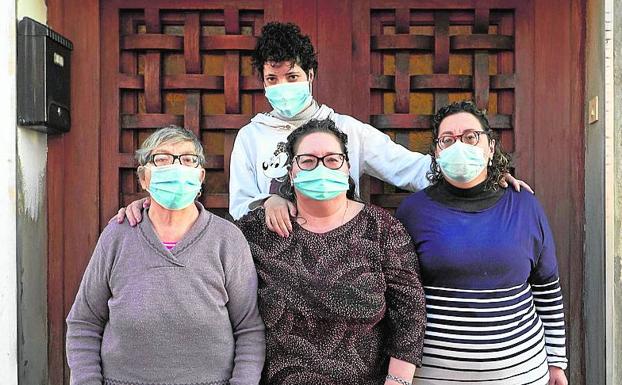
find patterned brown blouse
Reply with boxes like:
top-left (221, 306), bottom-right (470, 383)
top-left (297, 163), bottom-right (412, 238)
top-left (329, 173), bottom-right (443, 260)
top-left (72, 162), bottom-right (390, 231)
top-left (237, 204), bottom-right (426, 385)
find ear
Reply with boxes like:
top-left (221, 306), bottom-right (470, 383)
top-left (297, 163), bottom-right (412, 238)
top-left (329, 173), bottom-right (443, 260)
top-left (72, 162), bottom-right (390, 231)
top-left (137, 166), bottom-right (149, 190)
top-left (489, 138), bottom-right (496, 154)
top-left (308, 69), bottom-right (314, 83)
top-left (488, 138), bottom-right (496, 161)
top-left (199, 168), bottom-right (206, 184)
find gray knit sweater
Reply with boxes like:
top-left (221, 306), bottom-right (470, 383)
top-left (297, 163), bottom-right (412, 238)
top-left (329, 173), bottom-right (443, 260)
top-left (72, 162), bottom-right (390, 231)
top-left (66, 203), bottom-right (265, 385)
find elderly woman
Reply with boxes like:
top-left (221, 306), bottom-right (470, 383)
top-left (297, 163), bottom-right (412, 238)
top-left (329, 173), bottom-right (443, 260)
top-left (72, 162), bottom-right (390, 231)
top-left (236, 119), bottom-right (426, 385)
top-left (66, 125), bottom-right (265, 385)
top-left (396, 101), bottom-right (568, 385)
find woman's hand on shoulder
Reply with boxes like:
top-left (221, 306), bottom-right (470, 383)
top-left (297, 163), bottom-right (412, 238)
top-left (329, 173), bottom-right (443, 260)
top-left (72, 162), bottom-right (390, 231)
top-left (111, 197), bottom-right (150, 226)
top-left (263, 195), bottom-right (296, 238)
top-left (548, 366), bottom-right (567, 385)
top-left (500, 172), bottom-right (534, 193)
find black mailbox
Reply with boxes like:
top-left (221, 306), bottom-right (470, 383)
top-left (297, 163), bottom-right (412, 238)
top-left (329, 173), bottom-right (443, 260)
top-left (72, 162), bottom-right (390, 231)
top-left (17, 17), bottom-right (73, 134)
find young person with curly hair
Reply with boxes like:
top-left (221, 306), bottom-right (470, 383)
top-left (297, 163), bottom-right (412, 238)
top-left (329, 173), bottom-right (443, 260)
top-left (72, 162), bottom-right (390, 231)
top-left (228, 22), bottom-right (432, 232)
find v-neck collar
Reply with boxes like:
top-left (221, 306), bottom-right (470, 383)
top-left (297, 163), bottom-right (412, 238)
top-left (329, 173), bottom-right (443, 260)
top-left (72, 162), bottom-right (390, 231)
top-left (138, 202), bottom-right (212, 266)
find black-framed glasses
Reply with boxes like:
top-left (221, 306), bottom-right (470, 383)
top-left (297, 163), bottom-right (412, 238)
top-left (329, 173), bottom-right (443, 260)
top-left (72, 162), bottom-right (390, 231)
top-left (435, 130), bottom-right (490, 150)
top-left (294, 153), bottom-right (347, 171)
top-left (149, 153), bottom-right (201, 168)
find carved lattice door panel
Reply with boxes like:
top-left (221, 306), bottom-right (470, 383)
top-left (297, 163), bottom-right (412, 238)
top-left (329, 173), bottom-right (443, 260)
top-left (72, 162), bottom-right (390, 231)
top-left (101, 1), bottom-right (281, 223)
top-left (101, 1), bottom-right (533, 219)
top-left (351, 1), bottom-right (533, 208)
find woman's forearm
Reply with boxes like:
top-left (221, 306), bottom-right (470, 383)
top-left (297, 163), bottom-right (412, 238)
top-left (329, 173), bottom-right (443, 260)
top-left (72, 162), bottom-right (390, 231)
top-left (385, 357), bottom-right (416, 385)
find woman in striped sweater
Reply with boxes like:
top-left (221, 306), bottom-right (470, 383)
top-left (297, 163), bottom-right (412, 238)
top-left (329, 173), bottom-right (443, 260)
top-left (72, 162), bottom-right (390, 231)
top-left (396, 101), bottom-right (567, 385)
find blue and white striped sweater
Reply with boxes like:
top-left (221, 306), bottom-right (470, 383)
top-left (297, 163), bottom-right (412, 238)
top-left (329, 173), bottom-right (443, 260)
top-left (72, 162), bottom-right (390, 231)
top-left (397, 189), bottom-right (567, 385)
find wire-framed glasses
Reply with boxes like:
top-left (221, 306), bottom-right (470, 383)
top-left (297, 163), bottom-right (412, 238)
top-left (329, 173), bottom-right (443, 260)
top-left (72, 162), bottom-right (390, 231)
top-left (435, 130), bottom-right (490, 150)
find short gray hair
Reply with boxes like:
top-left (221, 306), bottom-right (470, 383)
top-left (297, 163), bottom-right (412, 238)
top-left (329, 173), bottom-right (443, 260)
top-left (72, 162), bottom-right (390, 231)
top-left (135, 125), bottom-right (206, 166)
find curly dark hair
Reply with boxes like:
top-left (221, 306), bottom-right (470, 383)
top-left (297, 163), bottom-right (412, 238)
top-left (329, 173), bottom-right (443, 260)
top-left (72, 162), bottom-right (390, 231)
top-left (427, 100), bottom-right (512, 190)
top-left (278, 119), bottom-right (359, 201)
top-left (252, 22), bottom-right (318, 79)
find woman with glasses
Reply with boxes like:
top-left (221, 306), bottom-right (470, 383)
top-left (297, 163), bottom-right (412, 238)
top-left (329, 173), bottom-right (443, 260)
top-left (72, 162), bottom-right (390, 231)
top-left (237, 118), bottom-right (426, 385)
top-left (396, 101), bottom-right (568, 385)
top-left (66, 125), bottom-right (265, 385)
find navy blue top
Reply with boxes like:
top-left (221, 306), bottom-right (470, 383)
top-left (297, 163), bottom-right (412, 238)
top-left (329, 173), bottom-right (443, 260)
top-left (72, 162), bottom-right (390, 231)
top-left (396, 189), bottom-right (558, 289)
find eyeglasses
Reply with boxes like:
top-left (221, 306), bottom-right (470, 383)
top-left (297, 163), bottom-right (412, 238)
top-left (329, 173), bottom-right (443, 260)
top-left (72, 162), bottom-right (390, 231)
top-left (294, 153), bottom-right (347, 171)
top-left (435, 130), bottom-right (490, 150)
top-left (149, 153), bottom-right (201, 168)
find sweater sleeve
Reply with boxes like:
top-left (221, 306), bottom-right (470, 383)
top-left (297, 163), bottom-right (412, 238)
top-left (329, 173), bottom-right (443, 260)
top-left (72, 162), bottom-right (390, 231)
top-left (356, 119), bottom-right (431, 192)
top-left (225, 238), bottom-right (266, 385)
top-left (229, 130), bottom-right (272, 220)
top-left (528, 199), bottom-right (567, 370)
top-left (381, 214), bottom-right (426, 366)
top-left (66, 232), bottom-right (114, 385)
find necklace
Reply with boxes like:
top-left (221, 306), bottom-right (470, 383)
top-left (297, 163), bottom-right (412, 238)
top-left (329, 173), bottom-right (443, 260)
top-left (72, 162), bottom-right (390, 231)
top-left (341, 199), bottom-right (349, 225)
top-left (297, 199), bottom-right (350, 233)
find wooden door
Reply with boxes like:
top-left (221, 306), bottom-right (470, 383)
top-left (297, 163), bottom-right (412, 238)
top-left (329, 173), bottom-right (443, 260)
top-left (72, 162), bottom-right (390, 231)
top-left (48, 0), bottom-right (585, 383)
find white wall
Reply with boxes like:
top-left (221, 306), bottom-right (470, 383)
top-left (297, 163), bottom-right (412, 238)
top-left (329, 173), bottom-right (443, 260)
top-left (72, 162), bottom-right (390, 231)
top-left (584, 0), bottom-right (621, 384)
top-left (15, 0), bottom-right (49, 384)
top-left (0, 0), bottom-right (19, 384)
top-left (611, 0), bottom-right (622, 382)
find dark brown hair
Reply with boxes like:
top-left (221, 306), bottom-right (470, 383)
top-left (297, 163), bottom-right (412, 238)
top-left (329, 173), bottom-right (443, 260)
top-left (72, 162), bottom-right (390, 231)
top-left (278, 119), bottom-right (359, 201)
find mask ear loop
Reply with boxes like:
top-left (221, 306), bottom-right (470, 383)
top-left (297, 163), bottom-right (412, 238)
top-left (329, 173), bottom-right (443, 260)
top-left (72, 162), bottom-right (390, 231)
top-left (288, 163), bottom-right (295, 187)
top-left (137, 165), bottom-right (148, 189)
top-left (307, 69), bottom-right (314, 97)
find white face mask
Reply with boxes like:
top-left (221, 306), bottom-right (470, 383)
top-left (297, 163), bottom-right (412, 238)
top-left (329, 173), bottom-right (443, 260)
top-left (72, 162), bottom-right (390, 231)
top-left (436, 141), bottom-right (488, 183)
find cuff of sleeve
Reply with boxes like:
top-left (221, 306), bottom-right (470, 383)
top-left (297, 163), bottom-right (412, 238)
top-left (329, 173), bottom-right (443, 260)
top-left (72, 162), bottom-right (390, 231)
top-left (387, 350), bottom-right (423, 368)
top-left (248, 194), bottom-right (272, 211)
top-left (547, 359), bottom-right (568, 370)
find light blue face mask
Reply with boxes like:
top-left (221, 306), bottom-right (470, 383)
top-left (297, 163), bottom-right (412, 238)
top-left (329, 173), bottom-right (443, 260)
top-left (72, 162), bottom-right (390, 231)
top-left (264, 81), bottom-right (312, 118)
top-left (436, 141), bottom-right (488, 183)
top-left (147, 164), bottom-right (203, 210)
top-left (293, 165), bottom-right (350, 201)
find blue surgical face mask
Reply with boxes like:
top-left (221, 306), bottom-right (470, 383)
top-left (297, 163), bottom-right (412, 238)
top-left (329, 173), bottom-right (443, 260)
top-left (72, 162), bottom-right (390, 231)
top-left (436, 141), bottom-right (488, 183)
top-left (293, 165), bottom-right (350, 201)
top-left (265, 81), bottom-right (312, 118)
top-left (147, 164), bottom-right (203, 210)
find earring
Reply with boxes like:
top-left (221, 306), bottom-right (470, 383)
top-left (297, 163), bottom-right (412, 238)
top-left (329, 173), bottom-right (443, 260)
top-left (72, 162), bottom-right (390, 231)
top-left (488, 158), bottom-right (493, 166)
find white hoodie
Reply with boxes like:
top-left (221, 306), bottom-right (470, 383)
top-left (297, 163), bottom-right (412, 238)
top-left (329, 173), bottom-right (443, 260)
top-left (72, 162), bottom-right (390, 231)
top-left (229, 104), bottom-right (431, 220)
